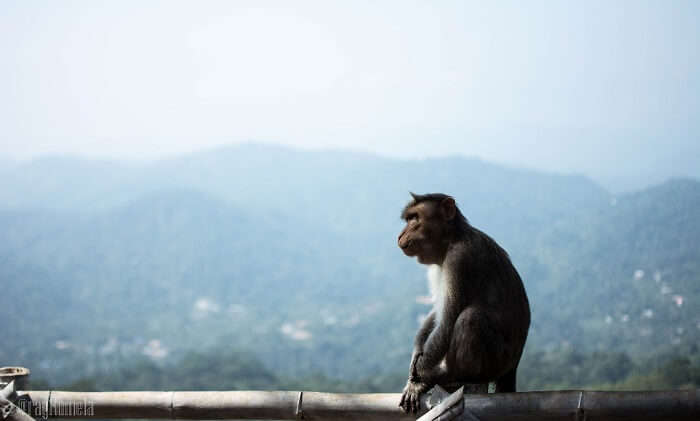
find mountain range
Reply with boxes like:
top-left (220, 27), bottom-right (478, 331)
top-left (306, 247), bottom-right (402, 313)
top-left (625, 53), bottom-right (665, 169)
top-left (1, 144), bottom-right (698, 384)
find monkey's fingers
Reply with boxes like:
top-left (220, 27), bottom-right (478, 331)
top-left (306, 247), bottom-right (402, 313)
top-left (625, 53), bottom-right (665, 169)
top-left (411, 392), bottom-right (420, 413)
top-left (399, 392), bottom-right (410, 413)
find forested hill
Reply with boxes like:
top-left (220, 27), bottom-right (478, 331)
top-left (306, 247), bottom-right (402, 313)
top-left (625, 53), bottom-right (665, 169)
top-left (1, 144), bottom-right (698, 384)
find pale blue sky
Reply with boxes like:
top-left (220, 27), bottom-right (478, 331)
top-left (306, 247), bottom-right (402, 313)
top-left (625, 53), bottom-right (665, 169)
top-left (1, 1), bottom-right (698, 190)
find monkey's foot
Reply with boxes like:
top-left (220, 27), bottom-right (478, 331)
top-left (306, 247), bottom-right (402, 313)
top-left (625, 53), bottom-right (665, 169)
top-left (440, 382), bottom-right (488, 394)
top-left (399, 380), bottom-right (429, 414)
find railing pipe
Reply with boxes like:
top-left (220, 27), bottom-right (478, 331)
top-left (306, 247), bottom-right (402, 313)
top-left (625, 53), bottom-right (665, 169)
top-left (15, 389), bottom-right (700, 421)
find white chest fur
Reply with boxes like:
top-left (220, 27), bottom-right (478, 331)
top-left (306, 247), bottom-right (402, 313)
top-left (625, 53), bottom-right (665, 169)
top-left (427, 264), bottom-right (447, 325)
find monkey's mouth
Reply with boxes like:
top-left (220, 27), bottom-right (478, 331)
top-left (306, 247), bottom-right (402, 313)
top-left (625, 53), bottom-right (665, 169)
top-left (399, 240), bottom-right (418, 257)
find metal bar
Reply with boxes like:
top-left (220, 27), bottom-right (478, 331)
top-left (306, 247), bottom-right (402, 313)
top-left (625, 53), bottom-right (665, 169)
top-left (417, 386), bottom-right (464, 421)
top-left (0, 395), bottom-right (36, 421)
top-left (16, 389), bottom-right (700, 421)
top-left (0, 381), bottom-right (15, 401)
top-left (458, 390), bottom-right (700, 421)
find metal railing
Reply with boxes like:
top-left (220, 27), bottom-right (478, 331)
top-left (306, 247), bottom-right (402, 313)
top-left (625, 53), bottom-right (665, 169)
top-left (1, 368), bottom-right (699, 420)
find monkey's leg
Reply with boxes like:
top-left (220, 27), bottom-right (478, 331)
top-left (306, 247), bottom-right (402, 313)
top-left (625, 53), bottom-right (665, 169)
top-left (445, 308), bottom-right (513, 385)
top-left (406, 308), bottom-right (508, 409)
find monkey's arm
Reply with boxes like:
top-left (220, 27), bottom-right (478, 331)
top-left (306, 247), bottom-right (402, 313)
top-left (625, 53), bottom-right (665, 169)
top-left (415, 311), bottom-right (436, 349)
top-left (409, 311), bottom-right (436, 379)
top-left (413, 295), bottom-right (460, 385)
top-left (414, 246), bottom-right (475, 384)
top-left (400, 309), bottom-right (450, 414)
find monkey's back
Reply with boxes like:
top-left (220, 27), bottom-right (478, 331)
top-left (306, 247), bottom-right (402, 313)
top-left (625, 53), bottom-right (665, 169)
top-left (456, 227), bottom-right (531, 358)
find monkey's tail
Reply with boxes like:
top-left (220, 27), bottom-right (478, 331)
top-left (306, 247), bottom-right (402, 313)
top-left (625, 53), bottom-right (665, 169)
top-left (494, 367), bottom-right (517, 392)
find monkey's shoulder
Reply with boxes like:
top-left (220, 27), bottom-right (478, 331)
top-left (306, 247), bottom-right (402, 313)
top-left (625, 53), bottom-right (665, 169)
top-left (448, 233), bottom-right (514, 272)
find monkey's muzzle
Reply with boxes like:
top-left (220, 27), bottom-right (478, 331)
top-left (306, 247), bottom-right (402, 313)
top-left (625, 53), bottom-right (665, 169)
top-left (398, 235), bottom-right (417, 257)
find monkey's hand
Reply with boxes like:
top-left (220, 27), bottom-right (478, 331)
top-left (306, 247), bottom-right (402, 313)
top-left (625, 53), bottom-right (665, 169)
top-left (399, 379), bottom-right (429, 414)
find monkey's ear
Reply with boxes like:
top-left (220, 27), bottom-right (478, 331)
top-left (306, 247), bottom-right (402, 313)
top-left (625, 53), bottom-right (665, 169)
top-left (441, 197), bottom-right (457, 221)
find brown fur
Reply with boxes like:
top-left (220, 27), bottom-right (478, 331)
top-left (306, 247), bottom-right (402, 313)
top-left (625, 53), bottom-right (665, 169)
top-left (398, 193), bottom-right (530, 413)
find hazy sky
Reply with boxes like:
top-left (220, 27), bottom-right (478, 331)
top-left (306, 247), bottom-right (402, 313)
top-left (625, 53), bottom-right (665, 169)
top-left (1, 1), bottom-right (698, 189)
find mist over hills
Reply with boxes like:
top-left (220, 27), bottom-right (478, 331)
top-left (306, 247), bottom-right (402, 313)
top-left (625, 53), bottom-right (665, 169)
top-left (1, 144), bottom-right (698, 385)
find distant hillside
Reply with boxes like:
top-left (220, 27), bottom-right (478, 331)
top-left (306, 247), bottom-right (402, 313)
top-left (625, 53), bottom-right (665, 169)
top-left (528, 179), bottom-right (700, 352)
top-left (1, 144), bottom-right (697, 383)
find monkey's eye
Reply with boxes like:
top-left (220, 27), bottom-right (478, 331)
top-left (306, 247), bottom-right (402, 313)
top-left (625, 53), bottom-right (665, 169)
top-left (407, 213), bottom-right (419, 223)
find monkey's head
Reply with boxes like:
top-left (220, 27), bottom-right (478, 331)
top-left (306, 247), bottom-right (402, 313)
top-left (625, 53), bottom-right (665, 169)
top-left (398, 192), bottom-right (467, 265)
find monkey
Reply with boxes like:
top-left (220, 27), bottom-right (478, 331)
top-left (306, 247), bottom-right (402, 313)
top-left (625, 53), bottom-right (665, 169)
top-left (397, 192), bottom-right (530, 413)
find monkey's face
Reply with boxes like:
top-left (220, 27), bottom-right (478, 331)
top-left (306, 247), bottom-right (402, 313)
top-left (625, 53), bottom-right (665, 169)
top-left (398, 202), bottom-right (448, 265)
